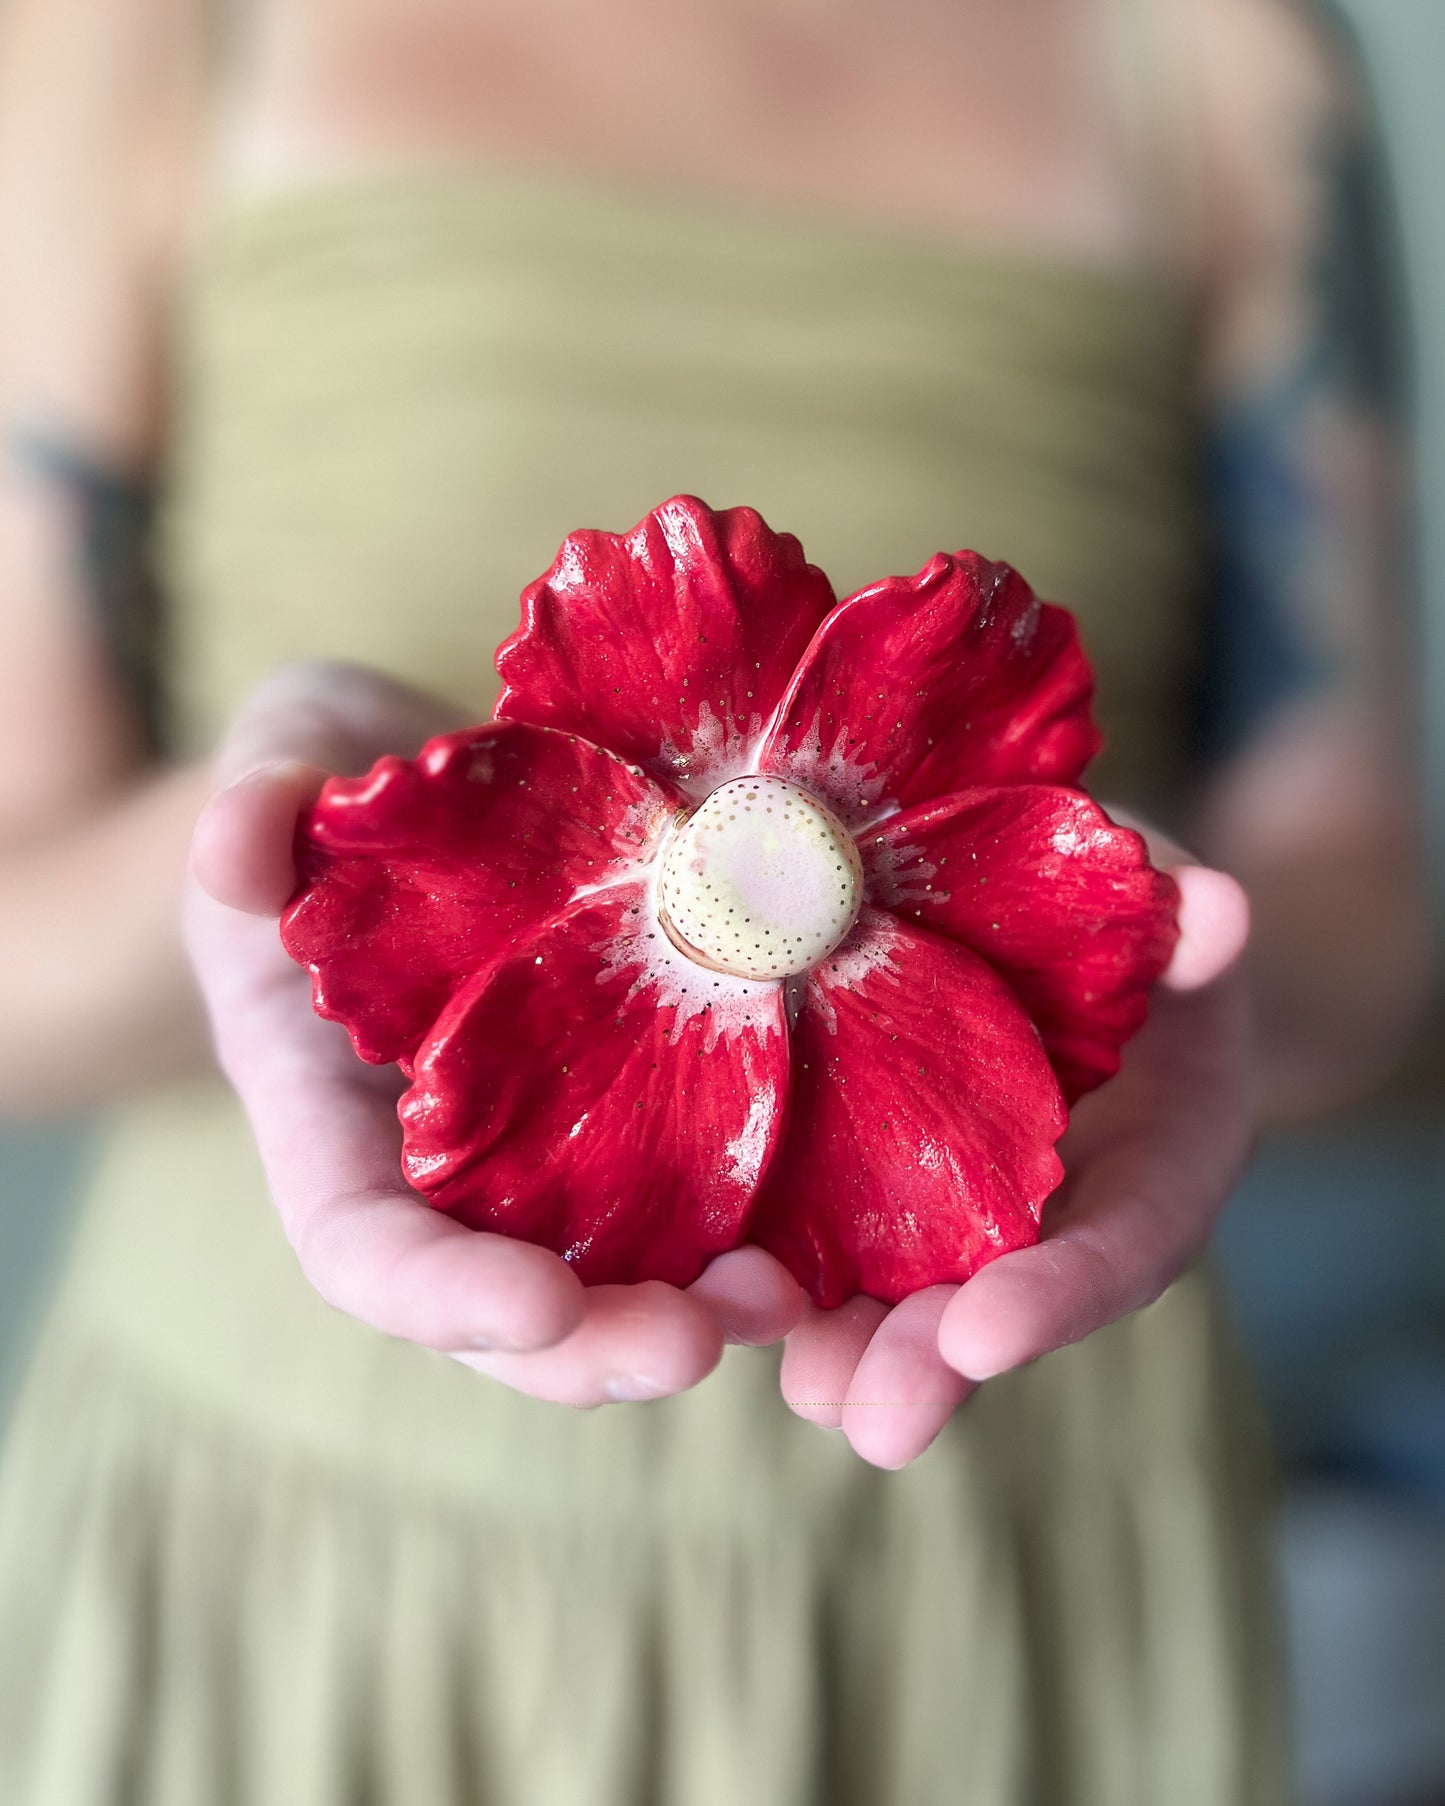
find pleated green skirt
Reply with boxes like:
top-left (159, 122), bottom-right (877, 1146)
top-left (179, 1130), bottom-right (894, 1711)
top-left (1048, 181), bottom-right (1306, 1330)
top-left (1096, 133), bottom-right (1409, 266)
top-left (0, 1083), bottom-right (1286, 1805)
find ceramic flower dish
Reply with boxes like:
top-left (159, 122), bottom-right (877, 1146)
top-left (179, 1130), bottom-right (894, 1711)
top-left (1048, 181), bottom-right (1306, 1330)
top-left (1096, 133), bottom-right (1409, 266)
top-left (282, 497), bottom-right (1178, 1305)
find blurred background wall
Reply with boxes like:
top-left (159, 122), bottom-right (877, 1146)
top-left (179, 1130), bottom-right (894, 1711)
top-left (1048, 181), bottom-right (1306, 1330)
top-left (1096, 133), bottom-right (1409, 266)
top-left (1356, 0), bottom-right (1445, 908)
top-left (1210, 4), bottom-right (1445, 1803)
top-left (0, 2), bottom-right (1441, 1801)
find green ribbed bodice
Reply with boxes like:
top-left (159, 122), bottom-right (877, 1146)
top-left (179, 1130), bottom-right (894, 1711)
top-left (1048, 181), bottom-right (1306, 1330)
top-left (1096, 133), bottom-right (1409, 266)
top-left (165, 168), bottom-right (1205, 809)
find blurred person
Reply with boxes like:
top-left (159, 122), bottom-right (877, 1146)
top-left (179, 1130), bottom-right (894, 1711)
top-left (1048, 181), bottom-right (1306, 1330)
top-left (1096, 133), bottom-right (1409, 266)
top-left (0, 0), bottom-right (1429, 1800)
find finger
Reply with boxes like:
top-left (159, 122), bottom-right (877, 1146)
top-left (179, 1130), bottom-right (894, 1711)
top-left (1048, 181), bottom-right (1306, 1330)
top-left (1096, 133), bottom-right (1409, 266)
top-left (780, 1294), bottom-right (889, 1428)
top-left (194, 662), bottom-right (470, 916)
top-left (1161, 864), bottom-right (1250, 993)
top-left (190, 761), bottom-right (330, 915)
top-left (291, 1174), bottom-right (588, 1355)
top-left (459, 1281), bottom-right (725, 1405)
top-left (1099, 814), bottom-right (1250, 994)
top-left (215, 659), bottom-right (466, 786)
top-left (938, 972), bottom-right (1252, 1382)
top-left (207, 951), bottom-right (586, 1352)
top-left (841, 1286), bottom-right (974, 1469)
top-left (686, 1245), bottom-right (806, 1345)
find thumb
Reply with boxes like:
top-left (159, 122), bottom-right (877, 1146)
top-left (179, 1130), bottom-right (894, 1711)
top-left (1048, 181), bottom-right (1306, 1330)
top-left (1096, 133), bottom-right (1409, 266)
top-left (189, 760), bottom-right (331, 916)
top-left (1101, 808), bottom-right (1251, 996)
top-left (191, 662), bottom-right (469, 917)
top-left (1160, 865), bottom-right (1251, 994)
top-left (214, 659), bottom-right (467, 787)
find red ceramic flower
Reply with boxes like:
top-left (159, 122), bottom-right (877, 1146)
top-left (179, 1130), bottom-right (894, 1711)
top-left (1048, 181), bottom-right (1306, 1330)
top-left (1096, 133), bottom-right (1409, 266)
top-left (281, 497), bottom-right (1179, 1306)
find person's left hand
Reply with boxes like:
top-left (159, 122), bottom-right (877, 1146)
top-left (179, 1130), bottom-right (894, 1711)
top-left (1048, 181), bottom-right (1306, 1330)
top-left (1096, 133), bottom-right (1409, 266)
top-left (779, 848), bottom-right (1253, 1468)
top-left (185, 661), bottom-right (807, 1408)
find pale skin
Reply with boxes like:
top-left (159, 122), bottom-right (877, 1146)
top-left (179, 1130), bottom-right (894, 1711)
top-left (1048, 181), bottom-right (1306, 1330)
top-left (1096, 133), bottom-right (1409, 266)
top-left (0, 0), bottom-right (1432, 1466)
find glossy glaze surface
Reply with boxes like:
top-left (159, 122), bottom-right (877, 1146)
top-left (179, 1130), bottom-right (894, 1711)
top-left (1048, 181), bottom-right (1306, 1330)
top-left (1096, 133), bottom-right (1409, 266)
top-left (282, 497), bottom-right (1179, 1303)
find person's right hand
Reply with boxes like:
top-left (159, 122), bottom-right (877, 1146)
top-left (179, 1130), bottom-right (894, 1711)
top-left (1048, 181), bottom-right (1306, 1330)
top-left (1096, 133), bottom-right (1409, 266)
top-left (184, 661), bottom-right (805, 1405)
top-left (778, 834), bottom-right (1253, 1470)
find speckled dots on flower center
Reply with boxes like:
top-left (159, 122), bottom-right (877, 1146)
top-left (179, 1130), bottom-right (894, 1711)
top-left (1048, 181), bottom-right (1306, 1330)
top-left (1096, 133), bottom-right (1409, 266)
top-left (657, 775), bottom-right (863, 980)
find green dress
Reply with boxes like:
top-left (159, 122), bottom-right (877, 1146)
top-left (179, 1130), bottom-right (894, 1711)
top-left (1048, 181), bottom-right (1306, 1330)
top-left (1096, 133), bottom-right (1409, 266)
top-left (0, 172), bottom-right (1287, 1804)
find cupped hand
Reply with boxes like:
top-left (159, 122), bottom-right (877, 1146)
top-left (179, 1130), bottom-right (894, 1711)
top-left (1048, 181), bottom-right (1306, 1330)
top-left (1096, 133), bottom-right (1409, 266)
top-left (186, 666), bottom-right (1249, 1449)
top-left (184, 661), bottom-right (805, 1406)
top-left (780, 839), bottom-right (1254, 1470)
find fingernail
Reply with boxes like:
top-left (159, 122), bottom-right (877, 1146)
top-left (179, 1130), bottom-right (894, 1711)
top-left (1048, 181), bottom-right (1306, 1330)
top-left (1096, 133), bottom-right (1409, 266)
top-left (469, 1331), bottom-right (536, 1353)
top-left (219, 758), bottom-right (293, 791)
top-left (604, 1374), bottom-right (668, 1402)
top-left (218, 757), bottom-right (328, 800)
top-left (783, 1400), bottom-right (843, 1428)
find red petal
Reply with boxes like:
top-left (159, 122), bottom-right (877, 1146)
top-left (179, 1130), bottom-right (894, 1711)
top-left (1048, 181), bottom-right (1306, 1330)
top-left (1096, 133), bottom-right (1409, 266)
top-left (494, 496), bottom-right (836, 796)
top-left (280, 724), bottom-right (677, 1067)
top-left (749, 909), bottom-right (1065, 1307)
top-left (399, 885), bottom-right (790, 1287)
top-left (758, 554), bottom-right (1100, 825)
top-left (860, 789), bottom-right (1180, 1103)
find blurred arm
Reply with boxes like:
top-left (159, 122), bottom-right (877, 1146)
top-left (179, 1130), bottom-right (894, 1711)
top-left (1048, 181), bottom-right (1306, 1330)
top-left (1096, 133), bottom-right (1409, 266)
top-left (1189, 0), bottom-right (1433, 1121)
top-left (0, 0), bottom-right (211, 1116)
